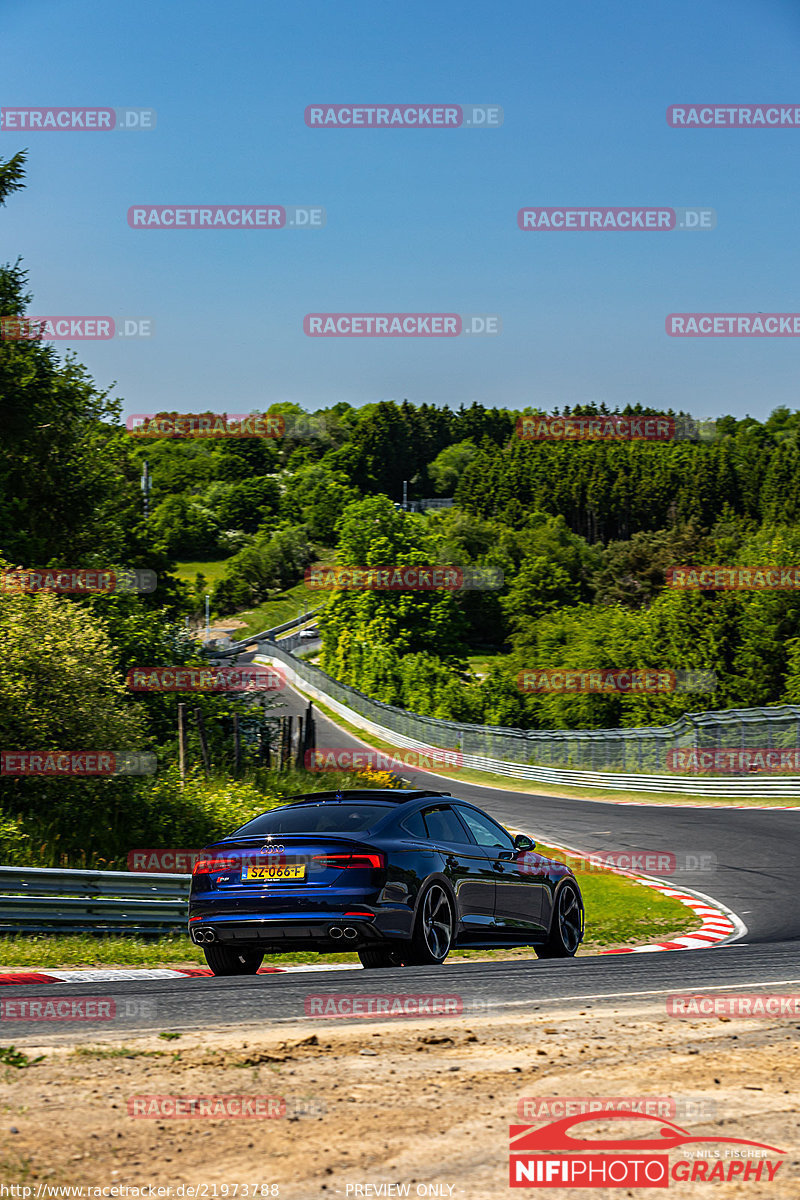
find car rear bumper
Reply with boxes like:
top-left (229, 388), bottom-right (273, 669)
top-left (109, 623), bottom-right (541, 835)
top-left (187, 910), bottom-right (408, 951)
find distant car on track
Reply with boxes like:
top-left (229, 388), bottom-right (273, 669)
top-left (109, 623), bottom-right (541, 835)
top-left (188, 788), bottom-right (584, 975)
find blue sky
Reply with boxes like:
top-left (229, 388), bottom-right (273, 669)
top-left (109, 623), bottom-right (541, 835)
top-left (2, 0), bottom-right (799, 422)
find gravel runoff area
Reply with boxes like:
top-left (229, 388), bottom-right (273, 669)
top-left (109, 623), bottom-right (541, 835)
top-left (1, 994), bottom-right (798, 1198)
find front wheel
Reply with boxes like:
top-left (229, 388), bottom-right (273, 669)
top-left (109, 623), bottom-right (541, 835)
top-left (407, 882), bottom-right (455, 965)
top-left (535, 881), bottom-right (584, 958)
top-left (203, 943), bottom-right (264, 976)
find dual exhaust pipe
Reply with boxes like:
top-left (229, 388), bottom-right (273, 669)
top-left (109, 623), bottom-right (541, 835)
top-left (195, 925), bottom-right (359, 943)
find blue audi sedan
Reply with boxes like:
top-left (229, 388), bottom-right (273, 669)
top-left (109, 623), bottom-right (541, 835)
top-left (188, 789), bottom-right (584, 974)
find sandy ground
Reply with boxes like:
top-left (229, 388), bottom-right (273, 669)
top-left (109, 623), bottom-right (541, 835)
top-left (1, 999), bottom-right (798, 1199)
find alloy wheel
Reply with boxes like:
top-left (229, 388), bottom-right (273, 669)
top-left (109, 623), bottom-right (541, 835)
top-left (422, 884), bottom-right (453, 959)
top-left (557, 884), bottom-right (583, 953)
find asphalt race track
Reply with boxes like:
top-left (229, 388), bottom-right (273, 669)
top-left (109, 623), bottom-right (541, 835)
top-left (273, 675), bottom-right (800, 945)
top-left (5, 674), bottom-right (799, 1043)
top-left (4, 944), bottom-right (800, 1044)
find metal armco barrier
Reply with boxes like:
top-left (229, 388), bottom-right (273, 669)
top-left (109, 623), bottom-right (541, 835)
top-left (0, 866), bottom-right (190, 934)
top-left (256, 645), bottom-right (800, 798)
top-left (206, 609), bottom-right (320, 658)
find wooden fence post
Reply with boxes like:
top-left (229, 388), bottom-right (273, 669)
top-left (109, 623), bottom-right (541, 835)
top-left (194, 708), bottom-right (211, 779)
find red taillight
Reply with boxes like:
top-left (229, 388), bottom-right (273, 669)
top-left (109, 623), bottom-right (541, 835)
top-left (192, 856), bottom-right (238, 875)
top-left (311, 852), bottom-right (386, 870)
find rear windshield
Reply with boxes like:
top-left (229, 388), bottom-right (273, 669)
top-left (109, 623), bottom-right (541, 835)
top-left (232, 804), bottom-right (396, 836)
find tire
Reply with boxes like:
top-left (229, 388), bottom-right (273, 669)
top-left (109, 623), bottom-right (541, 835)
top-left (358, 947), bottom-right (406, 969)
top-left (407, 882), bottom-right (455, 965)
top-left (536, 881), bottom-right (584, 959)
top-left (203, 942), bottom-right (264, 976)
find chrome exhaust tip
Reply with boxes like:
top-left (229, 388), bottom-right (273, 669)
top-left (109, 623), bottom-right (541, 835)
top-left (205, 928), bottom-right (216, 942)
top-left (343, 927), bottom-right (358, 940)
top-left (329, 925), bottom-right (344, 939)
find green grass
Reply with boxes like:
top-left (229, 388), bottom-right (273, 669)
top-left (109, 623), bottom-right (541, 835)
top-left (237, 578), bottom-right (322, 637)
top-left (0, 838), bottom-right (698, 971)
top-left (173, 552), bottom-right (335, 638)
top-left (0, 933), bottom-right (361, 970)
top-left (174, 559), bottom-right (232, 587)
top-left (0, 1046), bottom-right (43, 1068)
top-left (466, 652), bottom-right (508, 678)
top-left (284, 678), bottom-right (795, 807)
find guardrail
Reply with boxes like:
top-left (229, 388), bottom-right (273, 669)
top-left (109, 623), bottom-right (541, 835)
top-left (0, 866), bottom-right (190, 935)
top-left (256, 645), bottom-right (800, 798)
top-left (206, 609), bottom-right (321, 658)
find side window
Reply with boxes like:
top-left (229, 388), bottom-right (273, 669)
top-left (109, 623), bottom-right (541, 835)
top-left (422, 805), bottom-right (473, 845)
top-left (455, 806), bottom-right (515, 851)
top-left (400, 810), bottom-right (426, 839)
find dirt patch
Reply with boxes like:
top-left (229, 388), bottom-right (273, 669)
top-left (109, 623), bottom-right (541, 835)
top-left (1, 1000), bottom-right (798, 1197)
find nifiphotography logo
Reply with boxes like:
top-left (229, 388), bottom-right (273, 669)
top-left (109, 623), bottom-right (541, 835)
top-left (509, 1111), bottom-right (785, 1187)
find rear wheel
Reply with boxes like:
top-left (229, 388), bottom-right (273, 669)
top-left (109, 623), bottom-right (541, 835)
top-left (408, 882), bottom-right (455, 965)
top-left (358, 947), bottom-right (406, 968)
top-left (536, 882), bottom-right (583, 958)
top-left (203, 943), bottom-right (264, 976)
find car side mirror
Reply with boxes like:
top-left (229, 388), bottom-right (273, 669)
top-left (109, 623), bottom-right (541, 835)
top-left (513, 834), bottom-right (535, 851)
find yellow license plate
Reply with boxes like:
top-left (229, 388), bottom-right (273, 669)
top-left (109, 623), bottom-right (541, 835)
top-left (243, 864), bottom-right (306, 882)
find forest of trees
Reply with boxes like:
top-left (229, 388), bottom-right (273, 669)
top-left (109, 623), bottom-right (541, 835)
top-left (4, 146), bottom-right (800, 794)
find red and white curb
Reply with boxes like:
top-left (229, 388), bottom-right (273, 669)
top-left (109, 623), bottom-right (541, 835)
top-left (0, 836), bottom-right (746, 987)
top-left (565, 850), bottom-right (743, 953)
top-left (0, 882), bottom-right (743, 987)
top-left (598, 878), bottom-right (742, 953)
top-left (573, 801), bottom-right (800, 809)
top-left (0, 963), bottom-right (364, 986)
top-left (508, 832), bottom-right (746, 955)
